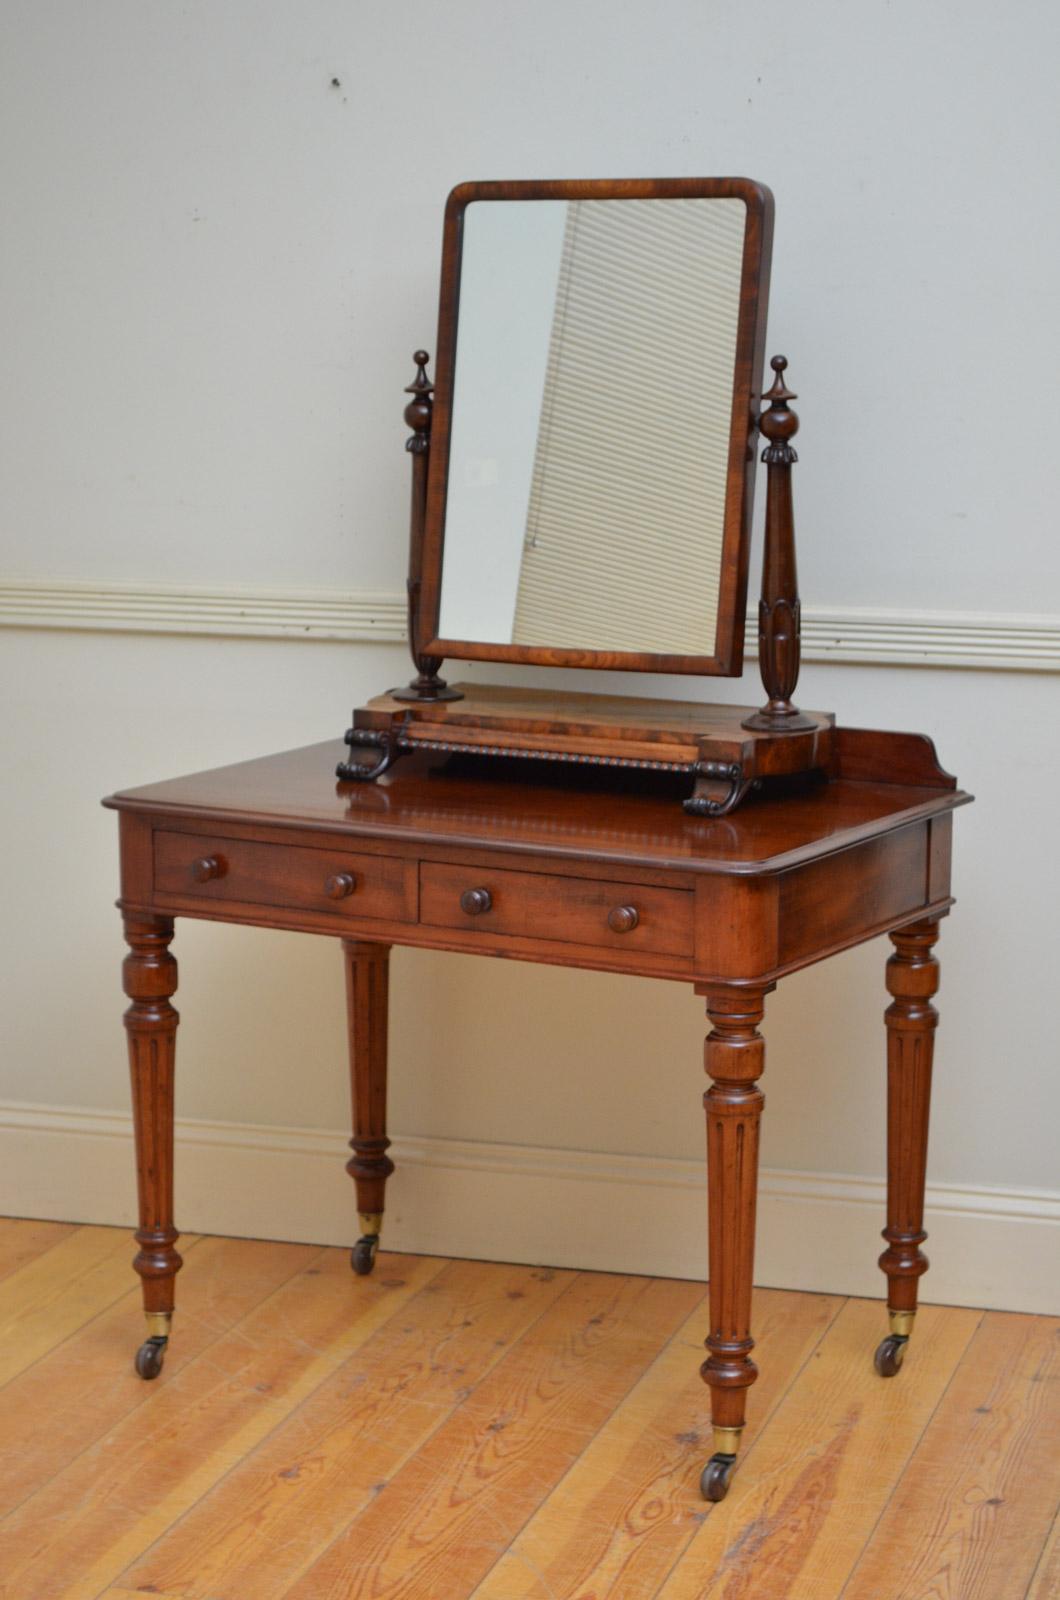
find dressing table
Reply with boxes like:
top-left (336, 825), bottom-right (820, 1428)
top-left (104, 178), bottom-right (970, 1502)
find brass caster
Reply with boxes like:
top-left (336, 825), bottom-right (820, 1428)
top-left (700, 1452), bottom-right (737, 1502)
top-left (351, 1235), bottom-right (379, 1276)
top-left (134, 1335), bottom-right (168, 1380)
top-left (874, 1333), bottom-right (908, 1377)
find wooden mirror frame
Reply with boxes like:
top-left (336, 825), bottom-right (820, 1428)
top-left (415, 177), bottom-right (775, 678)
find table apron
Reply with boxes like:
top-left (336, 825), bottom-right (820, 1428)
top-left (118, 812), bottom-right (952, 988)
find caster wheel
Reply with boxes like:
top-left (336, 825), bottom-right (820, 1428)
top-left (134, 1336), bottom-right (167, 1380)
top-left (351, 1235), bottom-right (379, 1276)
top-left (700, 1452), bottom-right (737, 1502)
top-left (874, 1333), bottom-right (908, 1377)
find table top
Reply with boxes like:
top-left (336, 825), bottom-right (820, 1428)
top-left (105, 732), bottom-right (970, 879)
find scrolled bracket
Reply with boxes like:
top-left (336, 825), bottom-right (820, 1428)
top-left (336, 727), bottom-right (408, 783)
top-left (683, 762), bottom-right (758, 818)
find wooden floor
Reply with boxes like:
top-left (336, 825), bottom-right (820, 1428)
top-left (0, 1220), bottom-right (1056, 1600)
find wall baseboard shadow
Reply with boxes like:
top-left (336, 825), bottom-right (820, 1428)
top-left (2, 1101), bottom-right (1057, 1314)
top-left (1, 579), bottom-right (1059, 671)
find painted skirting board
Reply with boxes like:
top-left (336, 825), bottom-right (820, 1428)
top-left (1, 579), bottom-right (1058, 671)
top-left (2, 1101), bottom-right (1057, 1314)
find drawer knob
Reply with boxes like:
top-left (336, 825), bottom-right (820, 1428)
top-left (460, 887), bottom-right (492, 916)
top-left (607, 904), bottom-right (639, 934)
top-left (325, 872), bottom-right (357, 900)
top-left (191, 855), bottom-right (225, 883)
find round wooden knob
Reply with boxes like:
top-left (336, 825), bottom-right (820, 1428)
top-left (325, 872), bottom-right (356, 900)
top-left (191, 856), bottom-right (224, 883)
top-left (460, 887), bottom-right (492, 916)
top-left (607, 905), bottom-right (639, 934)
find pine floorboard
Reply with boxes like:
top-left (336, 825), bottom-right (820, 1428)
top-left (0, 1218), bottom-right (1055, 1600)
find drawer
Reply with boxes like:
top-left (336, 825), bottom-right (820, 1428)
top-left (154, 831), bottom-right (415, 922)
top-left (420, 861), bottom-right (692, 957)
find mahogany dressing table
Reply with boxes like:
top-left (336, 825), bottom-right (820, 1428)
top-left (103, 178), bottom-right (970, 1502)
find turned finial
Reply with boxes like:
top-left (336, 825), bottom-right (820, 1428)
top-left (406, 350), bottom-right (432, 394)
top-left (404, 350), bottom-right (433, 453)
top-left (758, 355), bottom-right (798, 460)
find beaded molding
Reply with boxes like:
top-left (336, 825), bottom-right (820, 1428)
top-left (336, 727), bottom-right (752, 817)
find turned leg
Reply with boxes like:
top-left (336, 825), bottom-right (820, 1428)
top-left (698, 985), bottom-right (770, 1501)
top-left (342, 940), bottom-right (394, 1275)
top-left (875, 918), bottom-right (940, 1376)
top-left (123, 913), bottom-right (182, 1379)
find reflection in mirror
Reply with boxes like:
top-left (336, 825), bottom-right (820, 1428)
top-left (437, 197), bottom-right (747, 656)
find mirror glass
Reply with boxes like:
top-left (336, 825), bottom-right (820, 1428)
top-left (435, 196), bottom-right (748, 657)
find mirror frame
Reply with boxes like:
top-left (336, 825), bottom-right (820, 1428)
top-left (417, 177), bottom-right (774, 677)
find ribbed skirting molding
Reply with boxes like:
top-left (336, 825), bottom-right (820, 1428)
top-left (2, 1101), bottom-right (1057, 1313)
top-left (1, 579), bottom-right (1058, 670)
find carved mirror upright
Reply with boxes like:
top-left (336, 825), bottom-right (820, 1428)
top-left (339, 179), bottom-right (832, 817)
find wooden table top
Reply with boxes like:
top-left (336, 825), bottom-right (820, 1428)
top-left (105, 736), bottom-right (971, 878)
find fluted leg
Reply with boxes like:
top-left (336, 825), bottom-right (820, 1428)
top-left (699, 985), bottom-right (769, 1500)
top-left (342, 940), bottom-right (394, 1275)
top-left (123, 913), bottom-right (181, 1379)
top-left (875, 918), bottom-right (941, 1376)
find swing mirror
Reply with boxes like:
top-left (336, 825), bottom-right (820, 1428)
top-left (416, 178), bottom-right (774, 677)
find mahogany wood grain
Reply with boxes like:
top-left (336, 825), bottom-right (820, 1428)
top-left (349, 684), bottom-right (833, 800)
top-left (833, 725), bottom-right (957, 788)
top-left (403, 350), bottom-right (432, 672)
top-left (121, 805), bottom-right (952, 991)
top-left (776, 825), bottom-right (931, 972)
top-left (140, 889), bottom-right (697, 982)
top-left (122, 913), bottom-right (182, 1322)
top-left (103, 726), bottom-right (969, 1501)
top-left (743, 357), bottom-right (816, 732)
top-left (388, 350), bottom-right (463, 704)
top-left (342, 939), bottom-right (395, 1224)
top-left (358, 684), bottom-right (832, 761)
top-left (106, 738), bottom-right (969, 877)
top-left (420, 859), bottom-right (693, 956)
top-left (927, 813), bottom-right (954, 902)
top-left (880, 919), bottom-right (941, 1317)
top-left (154, 830), bottom-right (416, 923)
top-left (700, 988), bottom-right (770, 1436)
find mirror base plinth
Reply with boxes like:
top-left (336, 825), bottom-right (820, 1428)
top-left (390, 680), bottom-right (465, 704)
top-left (340, 685), bottom-right (834, 816)
top-left (741, 705), bottom-right (819, 733)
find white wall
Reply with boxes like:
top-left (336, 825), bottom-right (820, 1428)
top-left (1, 0), bottom-right (1057, 1312)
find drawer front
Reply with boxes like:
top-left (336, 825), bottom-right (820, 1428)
top-left (420, 861), bottom-right (692, 956)
top-left (154, 831), bottom-right (415, 922)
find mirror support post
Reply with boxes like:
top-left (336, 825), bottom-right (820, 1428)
top-left (391, 351), bottom-right (463, 704)
top-left (742, 357), bottom-right (816, 733)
